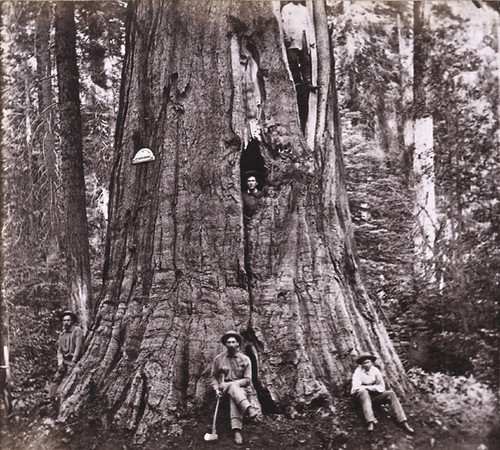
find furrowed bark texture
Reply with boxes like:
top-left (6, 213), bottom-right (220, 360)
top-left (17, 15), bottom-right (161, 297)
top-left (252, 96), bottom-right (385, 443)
top-left (55, 2), bottom-right (93, 330)
top-left (59, 0), bottom-right (408, 435)
top-left (0, 4), bottom-right (9, 419)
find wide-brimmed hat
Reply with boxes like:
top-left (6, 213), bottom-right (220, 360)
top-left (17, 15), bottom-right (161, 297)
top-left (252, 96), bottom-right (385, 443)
top-left (221, 330), bottom-right (243, 345)
top-left (356, 353), bottom-right (377, 365)
top-left (59, 310), bottom-right (78, 323)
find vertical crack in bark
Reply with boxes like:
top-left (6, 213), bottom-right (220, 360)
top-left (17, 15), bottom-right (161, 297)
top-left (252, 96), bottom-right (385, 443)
top-left (113, 370), bottom-right (147, 432)
top-left (240, 144), bottom-right (267, 318)
top-left (136, 373), bottom-right (148, 431)
top-left (241, 328), bottom-right (279, 414)
top-left (178, 329), bottom-right (190, 406)
top-left (171, 121), bottom-right (180, 273)
top-left (229, 32), bottom-right (266, 146)
top-left (243, 222), bottom-right (255, 314)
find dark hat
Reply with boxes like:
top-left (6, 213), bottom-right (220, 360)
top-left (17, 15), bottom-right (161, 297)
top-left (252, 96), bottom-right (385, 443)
top-left (59, 310), bottom-right (78, 323)
top-left (355, 353), bottom-right (377, 365)
top-left (221, 330), bottom-right (243, 345)
top-left (244, 170), bottom-right (261, 180)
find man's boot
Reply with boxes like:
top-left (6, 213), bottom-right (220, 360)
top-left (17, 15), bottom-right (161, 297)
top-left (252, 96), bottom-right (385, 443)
top-left (246, 406), bottom-right (258, 419)
top-left (401, 421), bottom-right (415, 434)
top-left (234, 430), bottom-right (243, 445)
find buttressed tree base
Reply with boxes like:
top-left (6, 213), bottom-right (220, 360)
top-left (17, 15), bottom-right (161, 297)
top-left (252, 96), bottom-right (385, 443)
top-left (58, 0), bottom-right (408, 437)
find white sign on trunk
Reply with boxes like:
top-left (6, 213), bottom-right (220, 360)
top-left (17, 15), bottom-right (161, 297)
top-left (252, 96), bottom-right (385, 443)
top-left (132, 148), bottom-right (155, 164)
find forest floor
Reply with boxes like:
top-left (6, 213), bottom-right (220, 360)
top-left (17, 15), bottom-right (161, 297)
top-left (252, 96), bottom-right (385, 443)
top-left (1, 385), bottom-right (498, 450)
top-left (1, 305), bottom-right (498, 450)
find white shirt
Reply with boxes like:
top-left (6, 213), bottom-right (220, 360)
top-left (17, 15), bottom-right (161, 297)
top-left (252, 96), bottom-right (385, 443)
top-left (281, 2), bottom-right (313, 50)
top-left (351, 365), bottom-right (386, 395)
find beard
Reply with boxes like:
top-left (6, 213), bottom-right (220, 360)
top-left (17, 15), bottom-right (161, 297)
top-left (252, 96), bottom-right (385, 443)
top-left (227, 347), bottom-right (237, 357)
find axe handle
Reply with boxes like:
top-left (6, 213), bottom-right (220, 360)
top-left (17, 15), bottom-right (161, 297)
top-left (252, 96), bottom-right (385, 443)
top-left (211, 397), bottom-right (220, 434)
top-left (211, 373), bottom-right (225, 434)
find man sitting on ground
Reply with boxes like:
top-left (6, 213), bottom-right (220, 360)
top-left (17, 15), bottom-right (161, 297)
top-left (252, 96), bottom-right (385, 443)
top-left (351, 352), bottom-right (415, 434)
top-left (49, 310), bottom-right (83, 397)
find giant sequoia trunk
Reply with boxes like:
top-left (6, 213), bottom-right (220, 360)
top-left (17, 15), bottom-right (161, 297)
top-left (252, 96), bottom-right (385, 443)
top-left (59, 0), bottom-right (408, 435)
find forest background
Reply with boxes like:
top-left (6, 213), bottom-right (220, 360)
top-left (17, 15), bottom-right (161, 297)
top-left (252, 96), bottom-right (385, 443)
top-left (0, 1), bottom-right (499, 449)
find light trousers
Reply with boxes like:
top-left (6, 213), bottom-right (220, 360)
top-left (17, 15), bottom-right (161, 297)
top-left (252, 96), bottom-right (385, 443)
top-left (355, 389), bottom-right (407, 423)
top-left (224, 382), bottom-right (251, 430)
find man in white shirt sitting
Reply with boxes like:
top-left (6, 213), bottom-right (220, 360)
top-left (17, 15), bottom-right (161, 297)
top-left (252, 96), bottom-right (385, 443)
top-left (351, 353), bottom-right (415, 434)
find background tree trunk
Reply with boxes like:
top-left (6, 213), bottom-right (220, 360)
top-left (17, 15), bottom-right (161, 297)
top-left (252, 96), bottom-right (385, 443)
top-left (55, 2), bottom-right (92, 331)
top-left (413, 0), bottom-right (437, 281)
top-left (35, 1), bottom-right (60, 264)
top-left (397, 9), bottom-right (414, 182)
top-left (0, 7), bottom-right (11, 421)
top-left (59, 0), bottom-right (408, 436)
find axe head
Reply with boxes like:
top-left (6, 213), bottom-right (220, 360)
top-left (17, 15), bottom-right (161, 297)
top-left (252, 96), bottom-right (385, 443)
top-left (204, 432), bottom-right (218, 441)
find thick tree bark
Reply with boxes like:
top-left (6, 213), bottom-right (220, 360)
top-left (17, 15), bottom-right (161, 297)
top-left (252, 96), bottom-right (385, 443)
top-left (59, 0), bottom-right (408, 436)
top-left (55, 2), bottom-right (92, 330)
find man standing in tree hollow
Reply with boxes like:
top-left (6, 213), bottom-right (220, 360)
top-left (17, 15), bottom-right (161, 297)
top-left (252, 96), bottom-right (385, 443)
top-left (281, 0), bottom-right (316, 90)
top-left (49, 310), bottom-right (83, 397)
top-left (351, 353), bottom-right (415, 434)
top-left (242, 173), bottom-right (262, 220)
top-left (211, 330), bottom-right (258, 445)
top-left (281, 1), bottom-right (319, 132)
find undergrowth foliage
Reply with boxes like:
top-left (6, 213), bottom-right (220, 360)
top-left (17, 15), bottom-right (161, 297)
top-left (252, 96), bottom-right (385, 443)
top-left (332, 0), bottom-right (499, 386)
top-left (408, 368), bottom-right (496, 436)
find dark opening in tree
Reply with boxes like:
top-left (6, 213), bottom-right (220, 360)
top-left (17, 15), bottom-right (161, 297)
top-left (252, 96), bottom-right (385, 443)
top-left (242, 333), bottom-right (279, 414)
top-left (240, 140), bottom-right (267, 190)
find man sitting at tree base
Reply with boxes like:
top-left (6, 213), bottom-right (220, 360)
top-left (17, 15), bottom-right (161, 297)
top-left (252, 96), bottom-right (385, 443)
top-left (351, 353), bottom-right (415, 434)
top-left (211, 330), bottom-right (258, 445)
top-left (49, 310), bottom-right (83, 398)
